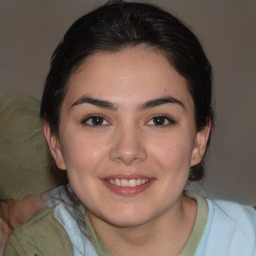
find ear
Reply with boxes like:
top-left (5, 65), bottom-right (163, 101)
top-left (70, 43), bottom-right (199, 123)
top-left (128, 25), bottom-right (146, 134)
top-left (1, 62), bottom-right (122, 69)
top-left (43, 119), bottom-right (66, 170)
top-left (191, 122), bottom-right (211, 167)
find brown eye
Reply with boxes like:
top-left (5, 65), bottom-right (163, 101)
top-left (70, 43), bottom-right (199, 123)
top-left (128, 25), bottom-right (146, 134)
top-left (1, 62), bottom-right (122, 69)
top-left (147, 115), bottom-right (175, 126)
top-left (82, 115), bottom-right (109, 126)
top-left (91, 116), bottom-right (104, 125)
top-left (153, 116), bottom-right (166, 125)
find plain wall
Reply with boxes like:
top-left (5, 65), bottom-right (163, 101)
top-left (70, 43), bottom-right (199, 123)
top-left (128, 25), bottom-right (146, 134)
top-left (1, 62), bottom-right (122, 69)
top-left (0, 0), bottom-right (255, 205)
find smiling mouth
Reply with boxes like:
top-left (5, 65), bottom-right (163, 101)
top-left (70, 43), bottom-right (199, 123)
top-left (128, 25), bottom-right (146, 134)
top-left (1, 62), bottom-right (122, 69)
top-left (106, 178), bottom-right (150, 187)
top-left (103, 176), bottom-right (154, 196)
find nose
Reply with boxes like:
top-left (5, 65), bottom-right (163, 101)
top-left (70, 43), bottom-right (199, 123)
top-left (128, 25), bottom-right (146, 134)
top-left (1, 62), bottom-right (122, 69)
top-left (109, 126), bottom-right (147, 165)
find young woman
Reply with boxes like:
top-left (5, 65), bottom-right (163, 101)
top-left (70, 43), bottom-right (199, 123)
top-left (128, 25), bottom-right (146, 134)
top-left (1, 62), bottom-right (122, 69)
top-left (4, 1), bottom-right (256, 255)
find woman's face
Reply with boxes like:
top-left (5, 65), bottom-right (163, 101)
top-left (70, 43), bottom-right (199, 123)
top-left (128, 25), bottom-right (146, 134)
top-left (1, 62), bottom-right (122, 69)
top-left (46, 47), bottom-right (209, 227)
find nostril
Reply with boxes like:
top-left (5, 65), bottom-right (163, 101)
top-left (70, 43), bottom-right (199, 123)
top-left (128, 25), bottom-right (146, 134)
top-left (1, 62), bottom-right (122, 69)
top-left (109, 128), bottom-right (147, 164)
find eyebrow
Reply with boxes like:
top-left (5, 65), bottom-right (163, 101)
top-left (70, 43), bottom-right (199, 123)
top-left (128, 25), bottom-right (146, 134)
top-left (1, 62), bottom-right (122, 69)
top-left (139, 97), bottom-right (185, 111)
top-left (71, 96), bottom-right (118, 110)
top-left (71, 96), bottom-right (185, 111)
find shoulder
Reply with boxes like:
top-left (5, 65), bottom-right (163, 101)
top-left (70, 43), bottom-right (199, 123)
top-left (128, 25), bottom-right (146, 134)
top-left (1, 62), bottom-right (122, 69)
top-left (207, 199), bottom-right (256, 230)
top-left (196, 198), bottom-right (256, 256)
top-left (4, 207), bottom-right (73, 256)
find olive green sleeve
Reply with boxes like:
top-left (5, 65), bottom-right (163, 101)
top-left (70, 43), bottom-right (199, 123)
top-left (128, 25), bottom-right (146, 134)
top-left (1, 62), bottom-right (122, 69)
top-left (4, 235), bottom-right (37, 256)
top-left (3, 207), bottom-right (73, 256)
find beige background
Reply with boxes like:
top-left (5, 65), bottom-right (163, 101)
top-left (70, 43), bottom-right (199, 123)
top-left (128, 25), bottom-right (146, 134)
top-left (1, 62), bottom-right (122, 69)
top-left (0, 0), bottom-right (255, 205)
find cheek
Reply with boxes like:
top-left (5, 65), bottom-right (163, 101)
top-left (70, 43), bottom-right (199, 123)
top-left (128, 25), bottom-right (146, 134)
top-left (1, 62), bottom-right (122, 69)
top-left (61, 134), bottom-right (109, 176)
top-left (149, 133), bottom-right (193, 172)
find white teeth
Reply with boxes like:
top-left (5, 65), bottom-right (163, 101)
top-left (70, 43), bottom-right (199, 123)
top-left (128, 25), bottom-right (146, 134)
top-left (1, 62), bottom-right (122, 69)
top-left (107, 178), bottom-right (149, 187)
top-left (128, 179), bottom-right (137, 187)
top-left (120, 179), bottom-right (128, 186)
top-left (115, 178), bottom-right (121, 186)
top-left (136, 178), bottom-right (142, 185)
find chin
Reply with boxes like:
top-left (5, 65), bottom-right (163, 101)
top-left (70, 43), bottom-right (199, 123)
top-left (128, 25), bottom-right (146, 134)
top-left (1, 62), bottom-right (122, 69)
top-left (100, 207), bottom-right (154, 228)
top-left (107, 217), bottom-right (149, 228)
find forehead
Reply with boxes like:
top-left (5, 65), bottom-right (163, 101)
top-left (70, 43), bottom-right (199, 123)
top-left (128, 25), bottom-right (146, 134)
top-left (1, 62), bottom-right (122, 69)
top-left (64, 46), bottom-right (193, 110)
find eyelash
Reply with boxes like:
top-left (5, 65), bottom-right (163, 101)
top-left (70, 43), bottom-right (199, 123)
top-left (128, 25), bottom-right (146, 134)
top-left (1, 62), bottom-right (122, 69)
top-left (81, 114), bottom-right (175, 127)
top-left (146, 115), bottom-right (176, 126)
top-left (81, 114), bottom-right (110, 126)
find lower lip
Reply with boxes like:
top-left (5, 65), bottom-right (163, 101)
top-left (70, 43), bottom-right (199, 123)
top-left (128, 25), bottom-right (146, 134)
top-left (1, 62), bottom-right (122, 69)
top-left (102, 179), bottom-right (154, 196)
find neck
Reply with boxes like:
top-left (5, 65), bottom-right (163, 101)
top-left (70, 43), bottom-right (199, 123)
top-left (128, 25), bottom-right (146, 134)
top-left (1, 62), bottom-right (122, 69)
top-left (87, 195), bottom-right (197, 256)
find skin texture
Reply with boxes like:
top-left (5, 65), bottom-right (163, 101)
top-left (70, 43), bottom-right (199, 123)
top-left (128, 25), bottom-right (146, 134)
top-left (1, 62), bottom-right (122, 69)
top-left (44, 46), bottom-right (210, 255)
